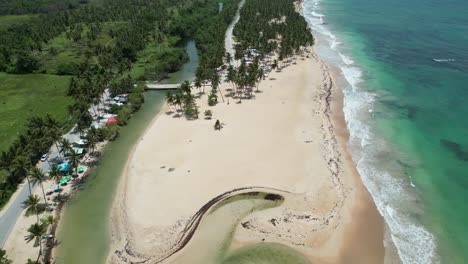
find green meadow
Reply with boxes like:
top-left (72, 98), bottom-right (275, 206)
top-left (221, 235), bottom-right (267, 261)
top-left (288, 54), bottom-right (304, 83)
top-left (0, 73), bottom-right (72, 152)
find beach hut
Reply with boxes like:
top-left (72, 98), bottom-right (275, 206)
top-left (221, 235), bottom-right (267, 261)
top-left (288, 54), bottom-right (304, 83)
top-left (107, 117), bottom-right (118, 124)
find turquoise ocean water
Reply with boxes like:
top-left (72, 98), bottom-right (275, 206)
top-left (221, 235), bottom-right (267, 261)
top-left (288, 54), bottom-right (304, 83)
top-left (302, 0), bottom-right (468, 263)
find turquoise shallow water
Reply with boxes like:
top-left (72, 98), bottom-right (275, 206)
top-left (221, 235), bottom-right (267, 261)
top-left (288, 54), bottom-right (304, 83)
top-left (303, 0), bottom-right (468, 263)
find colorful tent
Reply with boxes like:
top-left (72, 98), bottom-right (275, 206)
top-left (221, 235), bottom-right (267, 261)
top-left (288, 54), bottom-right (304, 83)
top-left (58, 162), bottom-right (70, 173)
top-left (107, 117), bottom-right (118, 124)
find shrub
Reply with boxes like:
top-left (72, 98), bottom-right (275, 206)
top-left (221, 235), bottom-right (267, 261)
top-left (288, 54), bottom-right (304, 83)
top-left (204, 110), bottom-right (213, 119)
top-left (208, 91), bottom-right (218, 106)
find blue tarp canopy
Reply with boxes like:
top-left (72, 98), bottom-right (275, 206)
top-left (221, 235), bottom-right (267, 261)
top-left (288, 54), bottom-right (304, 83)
top-left (58, 162), bottom-right (70, 172)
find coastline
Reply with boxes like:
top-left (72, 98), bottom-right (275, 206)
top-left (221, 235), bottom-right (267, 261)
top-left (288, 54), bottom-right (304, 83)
top-left (107, 47), bottom-right (385, 263)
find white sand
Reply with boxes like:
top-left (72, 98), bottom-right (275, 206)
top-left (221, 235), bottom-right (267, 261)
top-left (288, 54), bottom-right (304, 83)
top-left (108, 53), bottom-right (385, 263)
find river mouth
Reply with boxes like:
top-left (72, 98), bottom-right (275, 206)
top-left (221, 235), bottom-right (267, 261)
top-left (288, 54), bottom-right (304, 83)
top-left (165, 191), bottom-right (311, 264)
top-left (55, 41), bottom-right (198, 264)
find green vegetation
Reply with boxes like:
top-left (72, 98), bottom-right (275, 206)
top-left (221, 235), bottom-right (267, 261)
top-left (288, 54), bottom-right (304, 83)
top-left (0, 73), bottom-right (72, 151)
top-left (166, 80), bottom-right (199, 119)
top-left (233, 0), bottom-right (314, 58)
top-left (0, 0), bottom-right (89, 15)
top-left (0, 14), bottom-right (34, 26)
top-left (0, 0), bottom-right (243, 213)
top-left (222, 243), bottom-right (312, 264)
top-left (0, 114), bottom-right (67, 208)
top-left (0, 249), bottom-right (12, 264)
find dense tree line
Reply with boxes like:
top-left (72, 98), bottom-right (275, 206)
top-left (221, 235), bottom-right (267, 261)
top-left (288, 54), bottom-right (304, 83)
top-left (233, 0), bottom-right (314, 59)
top-left (0, 0), bottom-right (88, 15)
top-left (192, 0), bottom-right (241, 69)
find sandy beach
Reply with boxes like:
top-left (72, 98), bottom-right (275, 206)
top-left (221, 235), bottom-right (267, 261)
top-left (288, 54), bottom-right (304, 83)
top-left (107, 48), bottom-right (385, 263)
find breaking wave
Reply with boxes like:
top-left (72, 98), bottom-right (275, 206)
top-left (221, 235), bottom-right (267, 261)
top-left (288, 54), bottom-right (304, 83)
top-left (302, 0), bottom-right (438, 263)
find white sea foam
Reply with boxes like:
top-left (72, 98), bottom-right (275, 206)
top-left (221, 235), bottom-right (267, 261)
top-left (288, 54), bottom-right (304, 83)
top-left (302, 0), bottom-right (438, 263)
top-left (338, 53), bottom-right (354, 65)
top-left (433, 58), bottom-right (455, 62)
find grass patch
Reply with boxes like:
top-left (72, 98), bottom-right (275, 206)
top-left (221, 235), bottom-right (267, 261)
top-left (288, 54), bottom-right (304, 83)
top-left (222, 243), bottom-right (312, 264)
top-left (0, 73), bottom-right (73, 152)
top-left (0, 14), bottom-right (35, 27)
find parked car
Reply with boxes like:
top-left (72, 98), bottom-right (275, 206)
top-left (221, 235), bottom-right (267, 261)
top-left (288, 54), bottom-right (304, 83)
top-left (41, 154), bottom-right (49, 162)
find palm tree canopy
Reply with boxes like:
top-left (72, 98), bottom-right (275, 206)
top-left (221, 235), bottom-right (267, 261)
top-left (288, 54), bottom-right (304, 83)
top-left (41, 215), bottom-right (55, 227)
top-left (49, 164), bottom-right (61, 183)
top-left (23, 194), bottom-right (41, 215)
top-left (0, 249), bottom-right (12, 264)
top-left (68, 149), bottom-right (81, 172)
top-left (29, 168), bottom-right (47, 185)
top-left (60, 138), bottom-right (72, 155)
top-left (11, 155), bottom-right (31, 179)
top-left (24, 223), bottom-right (47, 243)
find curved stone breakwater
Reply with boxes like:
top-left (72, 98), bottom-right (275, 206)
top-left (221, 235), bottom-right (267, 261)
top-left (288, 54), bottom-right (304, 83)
top-left (111, 187), bottom-right (288, 263)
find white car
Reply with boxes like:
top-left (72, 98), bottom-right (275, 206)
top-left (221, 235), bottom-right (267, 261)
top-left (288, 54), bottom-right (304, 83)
top-left (41, 154), bottom-right (49, 162)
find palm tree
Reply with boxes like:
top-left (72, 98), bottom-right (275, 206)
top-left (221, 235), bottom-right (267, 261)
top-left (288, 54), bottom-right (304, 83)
top-left (29, 168), bottom-right (48, 209)
top-left (25, 223), bottom-right (47, 262)
top-left (211, 70), bottom-right (224, 102)
top-left (194, 77), bottom-right (202, 95)
top-left (48, 131), bottom-right (63, 161)
top-left (41, 215), bottom-right (55, 228)
top-left (44, 115), bottom-right (63, 160)
top-left (174, 90), bottom-right (183, 111)
top-left (165, 91), bottom-right (175, 111)
top-left (226, 65), bottom-right (236, 87)
top-left (0, 249), bottom-right (12, 264)
top-left (49, 164), bottom-right (61, 184)
top-left (12, 155), bottom-right (32, 195)
top-left (60, 138), bottom-right (72, 158)
top-left (68, 149), bottom-right (81, 176)
top-left (180, 80), bottom-right (192, 95)
top-left (23, 195), bottom-right (41, 221)
top-left (86, 128), bottom-right (98, 155)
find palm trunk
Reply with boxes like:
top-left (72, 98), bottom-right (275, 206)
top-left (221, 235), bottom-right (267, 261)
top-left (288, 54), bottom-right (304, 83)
top-left (55, 142), bottom-right (62, 160)
top-left (40, 182), bottom-right (48, 208)
top-left (36, 238), bottom-right (42, 263)
top-left (26, 175), bottom-right (32, 196)
top-left (218, 88), bottom-right (225, 102)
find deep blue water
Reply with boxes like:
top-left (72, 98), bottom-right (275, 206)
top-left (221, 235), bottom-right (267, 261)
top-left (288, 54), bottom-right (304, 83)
top-left (303, 0), bottom-right (468, 263)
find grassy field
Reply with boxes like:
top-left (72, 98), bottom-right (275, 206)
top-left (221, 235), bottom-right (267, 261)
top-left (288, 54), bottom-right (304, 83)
top-left (0, 14), bottom-right (35, 27)
top-left (0, 73), bottom-right (73, 152)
